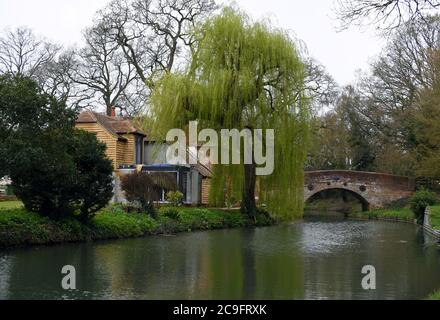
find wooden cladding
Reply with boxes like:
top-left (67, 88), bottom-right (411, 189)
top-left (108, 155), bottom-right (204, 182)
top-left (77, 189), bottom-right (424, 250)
top-left (75, 122), bottom-right (143, 170)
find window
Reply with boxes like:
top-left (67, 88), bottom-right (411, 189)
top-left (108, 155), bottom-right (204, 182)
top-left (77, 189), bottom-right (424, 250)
top-left (135, 136), bottom-right (143, 165)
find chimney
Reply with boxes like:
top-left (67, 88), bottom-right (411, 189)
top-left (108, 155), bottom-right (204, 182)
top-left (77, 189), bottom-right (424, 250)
top-left (111, 106), bottom-right (116, 117)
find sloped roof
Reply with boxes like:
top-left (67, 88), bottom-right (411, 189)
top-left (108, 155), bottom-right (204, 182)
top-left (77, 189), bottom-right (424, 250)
top-left (76, 111), bottom-right (146, 139)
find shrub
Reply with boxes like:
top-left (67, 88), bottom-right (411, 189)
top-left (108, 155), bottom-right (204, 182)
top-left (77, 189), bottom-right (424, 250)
top-left (0, 76), bottom-right (113, 220)
top-left (68, 130), bottom-right (114, 221)
top-left (166, 191), bottom-right (184, 207)
top-left (156, 215), bottom-right (180, 234)
top-left (177, 210), bottom-right (204, 231)
top-left (121, 171), bottom-right (177, 217)
top-left (91, 209), bottom-right (157, 238)
top-left (158, 207), bottom-right (181, 220)
top-left (223, 210), bottom-right (247, 228)
top-left (410, 190), bottom-right (439, 224)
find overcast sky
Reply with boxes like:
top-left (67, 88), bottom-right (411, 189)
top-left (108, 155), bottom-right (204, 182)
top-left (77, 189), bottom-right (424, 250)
top-left (0, 0), bottom-right (386, 86)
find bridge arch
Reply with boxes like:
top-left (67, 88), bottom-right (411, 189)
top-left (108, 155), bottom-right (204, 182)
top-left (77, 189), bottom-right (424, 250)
top-left (305, 187), bottom-right (370, 212)
top-left (304, 170), bottom-right (415, 211)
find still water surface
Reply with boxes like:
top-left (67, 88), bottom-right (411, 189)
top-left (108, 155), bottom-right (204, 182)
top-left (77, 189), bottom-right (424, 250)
top-left (1, 215), bottom-right (440, 300)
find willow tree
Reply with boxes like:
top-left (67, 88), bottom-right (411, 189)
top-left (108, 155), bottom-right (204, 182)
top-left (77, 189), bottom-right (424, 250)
top-left (150, 9), bottom-right (310, 220)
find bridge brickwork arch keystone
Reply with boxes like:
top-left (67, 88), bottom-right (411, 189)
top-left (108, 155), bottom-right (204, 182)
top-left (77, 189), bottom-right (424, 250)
top-left (304, 171), bottom-right (415, 211)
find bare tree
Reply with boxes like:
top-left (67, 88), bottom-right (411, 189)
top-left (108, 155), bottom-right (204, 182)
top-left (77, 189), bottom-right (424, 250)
top-left (99, 0), bottom-right (217, 87)
top-left (0, 27), bottom-right (88, 109)
top-left (336, 0), bottom-right (440, 30)
top-left (32, 50), bottom-right (89, 108)
top-left (360, 15), bottom-right (440, 115)
top-left (304, 58), bottom-right (339, 113)
top-left (0, 26), bottom-right (60, 77)
top-left (72, 21), bottom-right (141, 116)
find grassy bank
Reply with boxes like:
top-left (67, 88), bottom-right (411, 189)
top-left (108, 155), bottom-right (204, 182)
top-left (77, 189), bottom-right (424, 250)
top-left (0, 203), bottom-right (274, 248)
top-left (349, 208), bottom-right (416, 222)
top-left (0, 200), bottom-right (23, 210)
top-left (349, 206), bottom-right (440, 231)
top-left (428, 205), bottom-right (440, 230)
top-left (428, 290), bottom-right (440, 300)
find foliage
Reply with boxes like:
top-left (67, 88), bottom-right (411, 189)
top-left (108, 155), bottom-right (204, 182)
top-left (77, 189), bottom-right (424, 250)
top-left (310, 16), bottom-right (440, 177)
top-left (0, 207), bottom-right (157, 247)
top-left (0, 205), bottom-right (271, 248)
top-left (350, 208), bottom-right (415, 221)
top-left (0, 201), bottom-right (23, 210)
top-left (92, 206), bottom-right (158, 238)
top-left (121, 171), bottom-right (177, 216)
top-left (0, 75), bottom-right (113, 220)
top-left (427, 205), bottom-right (440, 230)
top-left (0, 75), bottom-right (75, 217)
top-left (307, 86), bottom-right (376, 171)
top-left (68, 130), bottom-right (114, 221)
top-left (428, 289), bottom-right (440, 300)
top-left (414, 50), bottom-right (440, 178)
top-left (410, 190), bottom-right (438, 223)
top-left (150, 8), bottom-right (310, 220)
top-left (166, 191), bottom-right (184, 207)
top-left (158, 206), bottom-right (181, 220)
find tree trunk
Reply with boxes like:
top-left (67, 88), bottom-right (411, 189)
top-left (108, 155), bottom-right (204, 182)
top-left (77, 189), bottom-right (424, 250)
top-left (242, 163), bottom-right (257, 219)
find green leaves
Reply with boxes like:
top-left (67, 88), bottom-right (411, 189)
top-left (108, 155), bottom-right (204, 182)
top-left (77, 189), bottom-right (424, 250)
top-left (150, 8), bottom-right (310, 220)
top-left (410, 190), bottom-right (439, 224)
top-left (0, 75), bottom-right (113, 220)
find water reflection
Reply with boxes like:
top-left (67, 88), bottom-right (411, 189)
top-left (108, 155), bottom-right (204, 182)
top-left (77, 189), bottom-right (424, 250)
top-left (0, 217), bottom-right (440, 300)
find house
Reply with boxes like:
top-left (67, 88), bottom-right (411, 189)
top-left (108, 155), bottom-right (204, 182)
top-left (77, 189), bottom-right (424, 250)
top-left (75, 109), bottom-right (212, 205)
top-left (76, 108), bottom-right (146, 169)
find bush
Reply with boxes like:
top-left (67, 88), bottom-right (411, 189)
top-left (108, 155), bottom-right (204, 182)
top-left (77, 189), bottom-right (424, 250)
top-left (68, 130), bottom-right (114, 221)
top-left (177, 209), bottom-right (224, 231)
top-left (223, 210), bottom-right (247, 228)
top-left (0, 76), bottom-right (113, 220)
top-left (166, 191), bottom-right (184, 206)
top-left (428, 205), bottom-right (440, 230)
top-left (410, 190), bottom-right (439, 224)
top-left (0, 204), bottom-right (276, 248)
top-left (121, 171), bottom-right (177, 217)
top-left (158, 207), bottom-right (181, 220)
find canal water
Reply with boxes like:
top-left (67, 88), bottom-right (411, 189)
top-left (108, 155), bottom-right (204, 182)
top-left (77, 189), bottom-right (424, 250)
top-left (1, 215), bottom-right (440, 300)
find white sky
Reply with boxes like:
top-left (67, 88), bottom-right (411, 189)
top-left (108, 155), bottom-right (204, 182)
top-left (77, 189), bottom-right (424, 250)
top-left (0, 0), bottom-right (386, 86)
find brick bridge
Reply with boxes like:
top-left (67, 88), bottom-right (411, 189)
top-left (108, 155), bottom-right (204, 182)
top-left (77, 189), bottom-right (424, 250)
top-left (304, 170), bottom-right (415, 211)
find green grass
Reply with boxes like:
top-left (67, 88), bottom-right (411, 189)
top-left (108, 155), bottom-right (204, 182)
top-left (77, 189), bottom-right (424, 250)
top-left (427, 290), bottom-right (440, 300)
top-left (349, 208), bottom-right (415, 221)
top-left (0, 204), bottom-right (274, 248)
top-left (428, 205), bottom-right (440, 230)
top-left (0, 200), bottom-right (23, 210)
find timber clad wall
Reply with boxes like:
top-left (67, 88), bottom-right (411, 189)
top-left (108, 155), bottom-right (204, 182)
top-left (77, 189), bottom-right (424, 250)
top-left (116, 140), bottom-right (128, 169)
top-left (201, 178), bottom-right (211, 205)
top-left (75, 123), bottom-right (141, 169)
top-left (76, 122), bottom-right (118, 169)
top-left (123, 135), bottom-right (136, 165)
top-left (76, 111), bottom-right (147, 170)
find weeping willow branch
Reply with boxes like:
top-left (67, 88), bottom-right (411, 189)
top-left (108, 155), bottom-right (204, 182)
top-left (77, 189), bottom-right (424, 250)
top-left (149, 8), bottom-right (311, 220)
